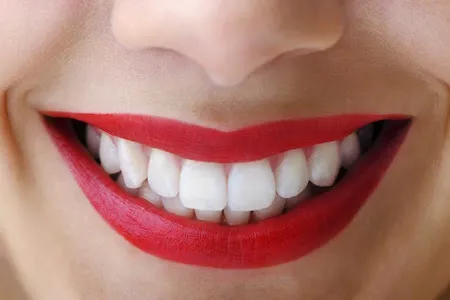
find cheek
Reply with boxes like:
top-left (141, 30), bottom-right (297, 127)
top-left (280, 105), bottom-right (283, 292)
top-left (374, 1), bottom-right (450, 84)
top-left (0, 0), bottom-right (82, 88)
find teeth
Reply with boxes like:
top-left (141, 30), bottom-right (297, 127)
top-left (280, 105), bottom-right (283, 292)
top-left (195, 210), bottom-right (222, 223)
top-left (308, 141), bottom-right (341, 187)
top-left (253, 195), bottom-right (286, 221)
top-left (285, 185), bottom-right (311, 210)
top-left (179, 161), bottom-right (227, 211)
top-left (99, 133), bottom-right (121, 174)
top-left (138, 181), bottom-right (162, 208)
top-left (91, 122), bottom-right (371, 224)
top-left (340, 133), bottom-right (360, 169)
top-left (147, 149), bottom-right (180, 198)
top-left (224, 207), bottom-right (250, 225)
top-left (275, 149), bottom-right (309, 198)
top-left (162, 196), bottom-right (194, 218)
top-left (227, 159), bottom-right (276, 211)
top-left (117, 173), bottom-right (139, 196)
top-left (117, 139), bottom-right (148, 189)
top-left (86, 126), bottom-right (101, 158)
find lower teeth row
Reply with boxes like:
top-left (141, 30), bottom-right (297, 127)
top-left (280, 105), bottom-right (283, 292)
top-left (116, 173), bottom-right (319, 225)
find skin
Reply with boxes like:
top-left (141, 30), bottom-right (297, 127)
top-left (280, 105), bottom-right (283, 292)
top-left (1, 0), bottom-right (450, 299)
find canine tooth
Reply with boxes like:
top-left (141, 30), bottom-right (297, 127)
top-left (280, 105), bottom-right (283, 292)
top-left (224, 208), bottom-right (250, 225)
top-left (275, 149), bottom-right (309, 198)
top-left (117, 173), bottom-right (138, 196)
top-left (162, 196), bottom-right (194, 218)
top-left (138, 181), bottom-right (162, 207)
top-left (179, 161), bottom-right (227, 211)
top-left (86, 126), bottom-right (100, 158)
top-left (195, 210), bottom-right (222, 223)
top-left (340, 133), bottom-right (360, 169)
top-left (308, 141), bottom-right (340, 187)
top-left (227, 160), bottom-right (275, 211)
top-left (117, 139), bottom-right (148, 189)
top-left (99, 133), bottom-right (121, 174)
top-left (148, 149), bottom-right (180, 198)
top-left (253, 195), bottom-right (286, 221)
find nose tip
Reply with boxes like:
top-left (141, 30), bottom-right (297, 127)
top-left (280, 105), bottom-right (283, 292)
top-left (111, 1), bottom-right (345, 86)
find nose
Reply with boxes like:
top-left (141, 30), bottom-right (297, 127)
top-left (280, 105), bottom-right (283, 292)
top-left (111, 1), bottom-right (345, 86)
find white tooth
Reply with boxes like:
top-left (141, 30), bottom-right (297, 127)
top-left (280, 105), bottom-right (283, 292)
top-left (86, 126), bottom-right (101, 158)
top-left (195, 210), bottom-right (222, 223)
top-left (340, 133), bottom-right (360, 169)
top-left (147, 149), bottom-right (180, 198)
top-left (227, 160), bottom-right (276, 211)
top-left (117, 138), bottom-right (148, 189)
top-left (275, 149), bottom-right (309, 198)
top-left (253, 195), bottom-right (286, 221)
top-left (162, 196), bottom-right (194, 218)
top-left (224, 207), bottom-right (250, 225)
top-left (308, 141), bottom-right (341, 187)
top-left (99, 133), bottom-right (121, 174)
top-left (138, 181), bottom-right (162, 207)
top-left (285, 185), bottom-right (311, 210)
top-left (179, 161), bottom-right (227, 211)
top-left (117, 173), bottom-right (138, 196)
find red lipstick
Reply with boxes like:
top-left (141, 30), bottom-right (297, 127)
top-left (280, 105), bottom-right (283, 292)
top-left (45, 112), bottom-right (405, 163)
top-left (43, 113), bottom-right (409, 269)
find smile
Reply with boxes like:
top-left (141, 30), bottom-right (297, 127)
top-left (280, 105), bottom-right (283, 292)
top-left (43, 112), bottom-right (410, 269)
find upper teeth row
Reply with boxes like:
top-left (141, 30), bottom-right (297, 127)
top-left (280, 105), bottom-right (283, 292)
top-left (86, 126), bottom-right (362, 212)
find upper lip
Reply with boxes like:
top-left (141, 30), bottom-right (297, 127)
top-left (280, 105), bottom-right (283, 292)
top-left (44, 111), bottom-right (406, 162)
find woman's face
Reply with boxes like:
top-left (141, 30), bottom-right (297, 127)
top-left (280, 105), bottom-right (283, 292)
top-left (1, 1), bottom-right (450, 299)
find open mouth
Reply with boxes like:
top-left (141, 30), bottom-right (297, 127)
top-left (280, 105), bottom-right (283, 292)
top-left (43, 112), bottom-right (410, 269)
top-left (76, 118), bottom-right (382, 223)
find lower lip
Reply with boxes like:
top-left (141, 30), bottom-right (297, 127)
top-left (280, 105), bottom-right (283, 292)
top-left (45, 117), bottom-right (409, 269)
